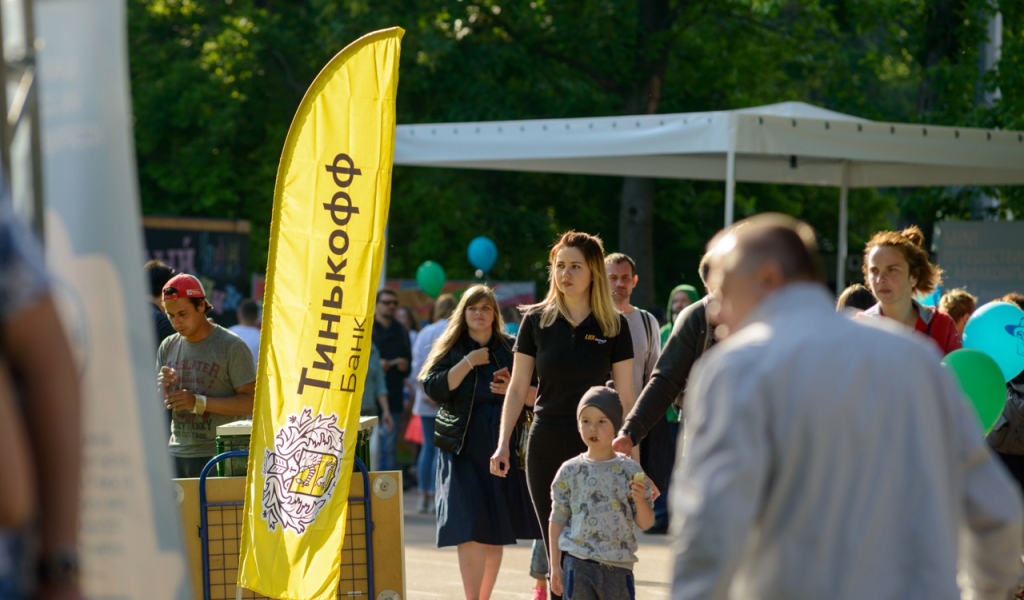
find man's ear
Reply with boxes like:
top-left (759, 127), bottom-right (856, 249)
top-left (756, 261), bottom-right (786, 291)
top-left (632, 274), bottom-right (638, 286)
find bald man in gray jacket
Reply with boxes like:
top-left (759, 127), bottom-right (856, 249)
top-left (672, 214), bottom-right (1023, 600)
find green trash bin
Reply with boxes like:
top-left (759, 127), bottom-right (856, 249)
top-left (356, 415), bottom-right (377, 467)
top-left (215, 420), bottom-right (252, 477)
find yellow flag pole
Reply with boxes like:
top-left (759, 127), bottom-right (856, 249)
top-left (238, 27), bottom-right (403, 600)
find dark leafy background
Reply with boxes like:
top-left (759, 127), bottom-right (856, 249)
top-left (129, 0), bottom-right (1023, 309)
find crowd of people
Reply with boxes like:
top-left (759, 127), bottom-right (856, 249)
top-left (137, 216), bottom-right (1024, 600)
top-left (396, 219), bottom-right (1024, 600)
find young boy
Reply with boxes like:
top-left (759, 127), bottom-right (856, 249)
top-left (549, 384), bottom-right (654, 599)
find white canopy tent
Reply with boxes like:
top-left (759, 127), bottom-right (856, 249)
top-left (393, 101), bottom-right (1024, 292)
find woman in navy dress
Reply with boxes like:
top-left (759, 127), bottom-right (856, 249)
top-left (421, 285), bottom-right (539, 600)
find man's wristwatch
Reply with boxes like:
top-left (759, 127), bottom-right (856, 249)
top-left (621, 429), bottom-right (638, 446)
top-left (37, 549), bottom-right (80, 586)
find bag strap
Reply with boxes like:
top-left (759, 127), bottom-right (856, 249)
top-left (639, 309), bottom-right (654, 383)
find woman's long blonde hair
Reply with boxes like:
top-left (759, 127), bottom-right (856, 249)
top-left (521, 231), bottom-right (620, 337)
top-left (418, 285), bottom-right (508, 380)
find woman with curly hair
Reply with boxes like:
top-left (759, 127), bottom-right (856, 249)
top-left (859, 225), bottom-right (961, 355)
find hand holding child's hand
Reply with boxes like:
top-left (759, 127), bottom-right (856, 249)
top-left (630, 472), bottom-right (647, 504)
top-left (550, 564), bottom-right (563, 596)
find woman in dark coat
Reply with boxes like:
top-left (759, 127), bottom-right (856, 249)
top-left (420, 284), bottom-right (538, 600)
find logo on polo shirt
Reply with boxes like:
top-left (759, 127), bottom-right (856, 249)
top-left (584, 334), bottom-right (607, 344)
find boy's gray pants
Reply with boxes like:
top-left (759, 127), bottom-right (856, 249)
top-left (562, 554), bottom-right (635, 600)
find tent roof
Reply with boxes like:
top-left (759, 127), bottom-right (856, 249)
top-left (393, 101), bottom-right (1024, 188)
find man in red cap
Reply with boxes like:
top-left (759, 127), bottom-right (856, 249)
top-left (157, 273), bottom-right (256, 477)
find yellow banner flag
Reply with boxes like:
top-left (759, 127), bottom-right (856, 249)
top-left (238, 27), bottom-right (403, 600)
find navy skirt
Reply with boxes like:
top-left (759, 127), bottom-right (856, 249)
top-left (436, 402), bottom-right (542, 546)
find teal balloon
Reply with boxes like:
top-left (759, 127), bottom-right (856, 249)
top-left (416, 261), bottom-right (446, 298)
top-left (963, 301), bottom-right (1024, 382)
top-left (942, 349), bottom-right (1007, 432)
top-left (468, 236), bottom-right (498, 273)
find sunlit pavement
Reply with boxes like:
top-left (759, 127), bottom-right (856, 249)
top-left (401, 489), bottom-right (674, 599)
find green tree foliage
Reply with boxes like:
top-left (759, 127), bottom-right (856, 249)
top-left (128, 0), bottom-right (1021, 306)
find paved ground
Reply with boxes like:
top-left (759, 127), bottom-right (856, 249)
top-left (401, 489), bottom-right (674, 599)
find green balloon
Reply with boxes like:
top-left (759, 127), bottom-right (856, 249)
top-left (416, 261), bottom-right (446, 298)
top-left (942, 348), bottom-right (1006, 433)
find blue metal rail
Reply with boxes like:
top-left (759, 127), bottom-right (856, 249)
top-left (198, 451), bottom-right (375, 600)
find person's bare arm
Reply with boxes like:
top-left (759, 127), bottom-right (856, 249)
top-left (611, 359), bottom-right (638, 462)
top-left (4, 298), bottom-right (82, 558)
top-left (631, 478), bottom-right (655, 530)
top-left (549, 521), bottom-right (566, 596)
top-left (376, 394), bottom-right (394, 431)
top-left (0, 362), bottom-right (33, 527)
top-left (611, 359), bottom-right (636, 415)
top-left (164, 381), bottom-right (256, 416)
top-left (489, 353), bottom-right (534, 477)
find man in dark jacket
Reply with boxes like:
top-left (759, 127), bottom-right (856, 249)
top-left (372, 288), bottom-right (411, 472)
top-left (613, 254), bottom-right (718, 461)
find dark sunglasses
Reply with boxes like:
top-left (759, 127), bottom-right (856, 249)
top-left (379, 299), bottom-right (398, 306)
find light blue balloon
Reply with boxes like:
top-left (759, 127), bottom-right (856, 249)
top-left (468, 236), bottom-right (498, 273)
top-left (963, 301), bottom-right (1024, 382)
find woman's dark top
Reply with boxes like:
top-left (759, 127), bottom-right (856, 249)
top-left (423, 330), bottom-right (515, 454)
top-left (513, 309), bottom-right (633, 417)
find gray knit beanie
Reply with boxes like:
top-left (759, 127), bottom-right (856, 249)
top-left (576, 383), bottom-right (623, 432)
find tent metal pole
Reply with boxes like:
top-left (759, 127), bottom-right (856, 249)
top-left (0, 6), bottom-right (11, 185)
top-left (21, 0), bottom-right (43, 242)
top-left (837, 161), bottom-right (850, 295)
top-left (379, 221), bottom-right (388, 290)
top-left (725, 114), bottom-right (737, 227)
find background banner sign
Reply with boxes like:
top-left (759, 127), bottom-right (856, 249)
top-left (36, 0), bottom-right (189, 598)
top-left (936, 221), bottom-right (1024, 303)
top-left (143, 216), bottom-right (252, 326)
top-left (239, 28), bottom-right (403, 600)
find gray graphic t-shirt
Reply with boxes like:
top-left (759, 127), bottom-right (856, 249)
top-left (157, 325), bottom-right (257, 457)
top-left (550, 453), bottom-right (653, 569)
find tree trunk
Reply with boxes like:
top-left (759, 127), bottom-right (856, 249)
top-left (616, 0), bottom-right (672, 310)
top-left (619, 176), bottom-right (656, 308)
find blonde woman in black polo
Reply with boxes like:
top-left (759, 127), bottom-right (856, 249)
top-left (490, 231), bottom-right (634, 599)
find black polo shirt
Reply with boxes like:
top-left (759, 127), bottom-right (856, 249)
top-left (513, 309), bottom-right (632, 418)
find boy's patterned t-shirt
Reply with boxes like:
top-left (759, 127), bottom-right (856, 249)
top-left (550, 453), bottom-right (653, 569)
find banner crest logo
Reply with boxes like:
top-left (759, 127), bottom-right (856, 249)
top-left (261, 408), bottom-right (345, 533)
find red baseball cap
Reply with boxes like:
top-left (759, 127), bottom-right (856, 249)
top-left (163, 273), bottom-right (206, 300)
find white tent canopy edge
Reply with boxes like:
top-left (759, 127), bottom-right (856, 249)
top-left (393, 101), bottom-right (1024, 293)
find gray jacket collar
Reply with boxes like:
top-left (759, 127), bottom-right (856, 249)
top-left (739, 282), bottom-right (835, 330)
top-left (863, 298), bottom-right (935, 324)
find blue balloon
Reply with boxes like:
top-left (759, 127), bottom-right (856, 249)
top-left (963, 301), bottom-right (1024, 382)
top-left (468, 236), bottom-right (498, 273)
